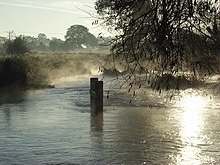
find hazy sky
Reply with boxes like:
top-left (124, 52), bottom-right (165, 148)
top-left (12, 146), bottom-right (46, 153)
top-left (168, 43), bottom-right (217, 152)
top-left (0, 0), bottom-right (106, 39)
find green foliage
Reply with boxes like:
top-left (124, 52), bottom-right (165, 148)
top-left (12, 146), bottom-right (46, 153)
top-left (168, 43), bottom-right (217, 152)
top-left (0, 55), bottom-right (49, 88)
top-left (5, 36), bottom-right (30, 55)
top-left (95, 0), bottom-right (220, 90)
top-left (0, 52), bottom-right (106, 90)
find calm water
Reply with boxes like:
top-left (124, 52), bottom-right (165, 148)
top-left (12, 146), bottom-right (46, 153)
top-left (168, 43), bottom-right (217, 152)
top-left (0, 76), bottom-right (220, 165)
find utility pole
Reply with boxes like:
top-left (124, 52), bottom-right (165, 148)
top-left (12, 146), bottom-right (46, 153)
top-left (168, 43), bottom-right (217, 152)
top-left (7, 31), bottom-right (14, 42)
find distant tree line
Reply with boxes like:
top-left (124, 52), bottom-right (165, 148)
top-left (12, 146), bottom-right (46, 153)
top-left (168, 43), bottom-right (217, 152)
top-left (0, 25), bottom-right (111, 54)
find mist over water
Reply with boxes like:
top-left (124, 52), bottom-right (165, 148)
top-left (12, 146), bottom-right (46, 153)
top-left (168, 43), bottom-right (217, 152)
top-left (48, 60), bottom-right (101, 85)
top-left (0, 69), bottom-right (220, 164)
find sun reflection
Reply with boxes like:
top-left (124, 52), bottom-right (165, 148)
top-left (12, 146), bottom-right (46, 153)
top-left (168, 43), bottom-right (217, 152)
top-left (177, 146), bottom-right (202, 165)
top-left (179, 95), bottom-right (207, 110)
top-left (176, 93), bottom-right (208, 164)
top-left (179, 95), bottom-right (206, 139)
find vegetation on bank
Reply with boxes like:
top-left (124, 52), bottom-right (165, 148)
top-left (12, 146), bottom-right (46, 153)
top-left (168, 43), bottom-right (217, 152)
top-left (33, 52), bottom-right (105, 83)
top-left (0, 35), bottom-right (49, 89)
top-left (0, 54), bottom-right (50, 89)
top-left (0, 52), bottom-right (105, 90)
top-left (0, 24), bottom-right (109, 91)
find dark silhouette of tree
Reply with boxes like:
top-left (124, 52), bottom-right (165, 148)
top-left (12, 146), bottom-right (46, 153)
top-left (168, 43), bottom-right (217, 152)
top-left (206, 11), bottom-right (220, 55)
top-left (65, 25), bottom-right (98, 50)
top-left (95, 0), bottom-right (220, 89)
top-left (5, 36), bottom-right (30, 55)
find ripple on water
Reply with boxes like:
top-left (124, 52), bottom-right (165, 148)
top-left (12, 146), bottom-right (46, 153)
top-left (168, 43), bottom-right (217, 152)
top-left (1, 79), bottom-right (220, 164)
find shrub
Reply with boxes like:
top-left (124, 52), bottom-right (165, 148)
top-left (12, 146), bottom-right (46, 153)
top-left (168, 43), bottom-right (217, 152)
top-left (0, 55), bottom-right (49, 88)
top-left (5, 36), bottom-right (30, 55)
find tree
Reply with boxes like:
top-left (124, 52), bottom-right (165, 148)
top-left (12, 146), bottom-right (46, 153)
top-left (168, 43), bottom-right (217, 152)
top-left (37, 33), bottom-right (50, 46)
top-left (24, 34), bottom-right (50, 52)
top-left (38, 33), bottom-right (47, 40)
top-left (25, 36), bottom-right (38, 50)
top-left (5, 36), bottom-right (30, 55)
top-left (65, 25), bottom-right (98, 50)
top-left (37, 33), bottom-right (50, 51)
top-left (95, 0), bottom-right (220, 90)
top-left (49, 37), bottom-right (65, 52)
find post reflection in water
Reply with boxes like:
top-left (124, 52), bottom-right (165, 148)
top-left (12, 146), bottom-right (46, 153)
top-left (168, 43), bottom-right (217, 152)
top-left (90, 112), bottom-right (103, 132)
top-left (176, 95), bottom-right (208, 164)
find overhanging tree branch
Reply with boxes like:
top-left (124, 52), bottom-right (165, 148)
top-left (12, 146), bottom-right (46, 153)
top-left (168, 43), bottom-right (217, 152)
top-left (96, 0), bottom-right (220, 90)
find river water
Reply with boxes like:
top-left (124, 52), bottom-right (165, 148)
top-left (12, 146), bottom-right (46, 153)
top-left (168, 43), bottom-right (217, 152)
top-left (0, 76), bottom-right (220, 165)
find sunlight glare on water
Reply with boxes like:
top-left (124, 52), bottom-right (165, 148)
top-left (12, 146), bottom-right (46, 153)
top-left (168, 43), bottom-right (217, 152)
top-left (1, 80), bottom-right (220, 164)
top-left (178, 94), bottom-right (207, 140)
top-left (176, 91), bottom-right (210, 164)
top-left (179, 95), bottom-right (207, 110)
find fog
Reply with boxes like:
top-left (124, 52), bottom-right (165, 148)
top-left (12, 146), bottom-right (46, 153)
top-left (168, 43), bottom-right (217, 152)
top-left (43, 53), bottom-right (105, 85)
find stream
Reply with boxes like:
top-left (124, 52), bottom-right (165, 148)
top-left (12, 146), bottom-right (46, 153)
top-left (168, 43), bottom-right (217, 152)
top-left (0, 76), bottom-right (220, 164)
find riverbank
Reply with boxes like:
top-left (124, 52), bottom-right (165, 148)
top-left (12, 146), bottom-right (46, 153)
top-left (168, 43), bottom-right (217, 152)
top-left (0, 52), bottom-right (106, 89)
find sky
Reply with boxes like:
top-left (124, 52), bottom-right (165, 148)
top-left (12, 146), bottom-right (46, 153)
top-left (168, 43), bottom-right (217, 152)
top-left (0, 0), bottom-right (108, 39)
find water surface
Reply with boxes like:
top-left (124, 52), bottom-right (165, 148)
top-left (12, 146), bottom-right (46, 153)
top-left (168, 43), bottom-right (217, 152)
top-left (0, 77), bottom-right (220, 164)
